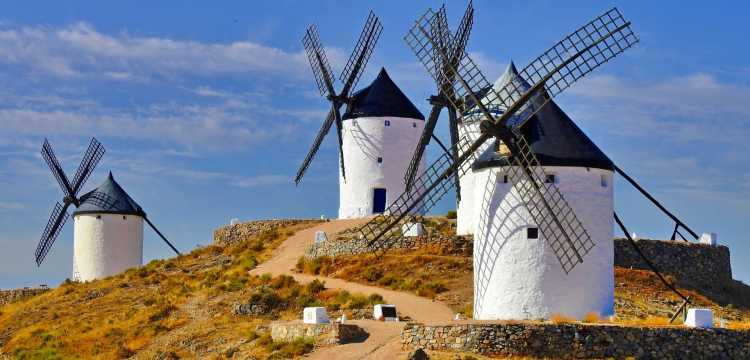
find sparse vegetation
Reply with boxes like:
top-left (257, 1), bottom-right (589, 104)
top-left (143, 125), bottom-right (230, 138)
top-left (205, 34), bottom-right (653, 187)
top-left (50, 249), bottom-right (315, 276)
top-left (0, 221), bottom-right (339, 359)
top-left (295, 245), bottom-right (471, 303)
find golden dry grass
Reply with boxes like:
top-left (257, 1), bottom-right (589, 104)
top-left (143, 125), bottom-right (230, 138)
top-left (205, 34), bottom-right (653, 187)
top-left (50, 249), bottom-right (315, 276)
top-left (0, 221), bottom-right (384, 359)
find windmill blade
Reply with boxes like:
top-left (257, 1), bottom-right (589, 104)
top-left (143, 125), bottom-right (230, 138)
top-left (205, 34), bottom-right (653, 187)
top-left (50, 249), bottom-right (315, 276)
top-left (449, 0), bottom-right (474, 66)
top-left (71, 137), bottom-right (105, 195)
top-left (294, 108), bottom-right (337, 185)
top-left (405, 7), bottom-right (637, 272)
top-left (339, 10), bottom-right (383, 96)
top-left (35, 202), bottom-right (71, 266)
top-left (360, 133), bottom-right (489, 251)
top-left (144, 216), bottom-right (181, 255)
top-left (302, 25), bottom-right (336, 98)
top-left (404, 2), bottom-right (472, 193)
top-left (447, 106), bottom-right (462, 202)
top-left (502, 133), bottom-right (595, 273)
top-left (332, 105), bottom-right (347, 181)
top-left (41, 139), bottom-right (75, 199)
top-left (404, 104), bottom-right (442, 190)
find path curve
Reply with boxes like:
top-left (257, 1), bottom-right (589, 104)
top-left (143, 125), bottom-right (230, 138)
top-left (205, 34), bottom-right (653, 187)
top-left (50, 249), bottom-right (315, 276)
top-left (250, 219), bottom-right (455, 359)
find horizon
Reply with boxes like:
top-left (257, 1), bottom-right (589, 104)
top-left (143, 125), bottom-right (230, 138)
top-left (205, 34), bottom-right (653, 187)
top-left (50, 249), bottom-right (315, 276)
top-left (1, 0), bottom-right (749, 289)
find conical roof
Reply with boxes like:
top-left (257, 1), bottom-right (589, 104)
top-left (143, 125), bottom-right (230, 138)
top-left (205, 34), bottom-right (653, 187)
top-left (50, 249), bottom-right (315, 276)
top-left (342, 68), bottom-right (425, 121)
top-left (473, 61), bottom-right (613, 171)
top-left (73, 172), bottom-right (145, 216)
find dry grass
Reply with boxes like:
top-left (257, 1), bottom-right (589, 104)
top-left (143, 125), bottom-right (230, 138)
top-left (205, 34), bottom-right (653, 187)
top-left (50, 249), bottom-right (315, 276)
top-left (0, 220), bottom-right (388, 359)
top-left (296, 243), bottom-right (473, 314)
top-left (549, 313), bottom-right (577, 324)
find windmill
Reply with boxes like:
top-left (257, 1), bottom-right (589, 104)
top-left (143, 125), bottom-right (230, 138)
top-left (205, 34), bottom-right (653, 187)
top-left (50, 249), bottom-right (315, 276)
top-left (355, 6), bottom-right (639, 319)
top-left (403, 0), bottom-right (474, 205)
top-left (294, 11), bottom-right (383, 185)
top-left (36, 138), bottom-right (180, 281)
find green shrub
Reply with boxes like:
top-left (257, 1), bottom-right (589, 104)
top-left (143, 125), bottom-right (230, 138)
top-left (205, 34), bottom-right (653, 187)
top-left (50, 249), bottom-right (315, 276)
top-left (362, 267), bottom-right (383, 282)
top-left (270, 275), bottom-right (295, 289)
top-left (446, 210), bottom-right (457, 219)
top-left (306, 279), bottom-right (326, 294)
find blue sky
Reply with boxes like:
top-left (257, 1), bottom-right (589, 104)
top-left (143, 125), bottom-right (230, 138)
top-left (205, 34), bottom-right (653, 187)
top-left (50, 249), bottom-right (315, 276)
top-left (1, 1), bottom-right (748, 289)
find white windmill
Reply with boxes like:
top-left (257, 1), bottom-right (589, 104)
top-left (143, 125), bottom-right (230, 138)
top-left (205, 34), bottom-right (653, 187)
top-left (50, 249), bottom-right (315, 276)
top-left (294, 12), bottom-right (426, 219)
top-left (356, 5), bottom-right (639, 320)
top-left (36, 138), bottom-right (180, 281)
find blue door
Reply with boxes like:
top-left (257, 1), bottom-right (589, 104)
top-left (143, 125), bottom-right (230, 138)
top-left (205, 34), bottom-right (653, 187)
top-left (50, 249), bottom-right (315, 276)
top-left (372, 188), bottom-right (387, 213)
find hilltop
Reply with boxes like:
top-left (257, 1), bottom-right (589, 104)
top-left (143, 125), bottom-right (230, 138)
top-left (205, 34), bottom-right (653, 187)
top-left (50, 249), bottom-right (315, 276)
top-left (1, 217), bottom-right (748, 359)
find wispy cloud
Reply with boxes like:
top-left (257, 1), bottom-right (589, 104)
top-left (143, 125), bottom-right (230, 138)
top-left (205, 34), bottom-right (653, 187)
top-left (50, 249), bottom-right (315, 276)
top-left (0, 201), bottom-right (25, 211)
top-left (0, 22), bottom-right (348, 81)
top-left (567, 73), bottom-right (750, 145)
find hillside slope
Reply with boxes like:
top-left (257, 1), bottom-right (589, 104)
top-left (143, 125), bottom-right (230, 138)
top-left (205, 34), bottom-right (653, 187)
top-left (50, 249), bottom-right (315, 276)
top-left (0, 220), bottom-right (388, 359)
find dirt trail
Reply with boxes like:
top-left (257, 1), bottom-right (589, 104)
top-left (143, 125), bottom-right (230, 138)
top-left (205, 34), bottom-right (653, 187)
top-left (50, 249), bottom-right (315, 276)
top-left (251, 219), bottom-right (455, 359)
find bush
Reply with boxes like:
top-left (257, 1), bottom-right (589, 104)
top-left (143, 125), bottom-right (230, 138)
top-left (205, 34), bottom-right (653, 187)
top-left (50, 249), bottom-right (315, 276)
top-left (362, 267), bottom-right (383, 282)
top-left (306, 279), bottom-right (326, 294)
top-left (446, 210), bottom-right (457, 219)
top-left (270, 275), bottom-right (295, 289)
top-left (266, 337), bottom-right (314, 359)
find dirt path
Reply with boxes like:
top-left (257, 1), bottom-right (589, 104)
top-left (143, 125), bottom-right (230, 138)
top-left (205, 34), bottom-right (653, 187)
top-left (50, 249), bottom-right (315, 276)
top-left (251, 219), bottom-right (455, 359)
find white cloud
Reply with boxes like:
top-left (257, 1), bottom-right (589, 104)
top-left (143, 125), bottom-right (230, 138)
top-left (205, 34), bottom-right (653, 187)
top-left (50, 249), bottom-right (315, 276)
top-left (0, 201), bottom-right (25, 211)
top-left (566, 73), bottom-right (750, 144)
top-left (0, 22), bottom-right (344, 81)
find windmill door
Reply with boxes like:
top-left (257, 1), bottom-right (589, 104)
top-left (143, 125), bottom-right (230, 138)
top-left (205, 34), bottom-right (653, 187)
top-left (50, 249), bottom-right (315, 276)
top-left (372, 188), bottom-right (387, 213)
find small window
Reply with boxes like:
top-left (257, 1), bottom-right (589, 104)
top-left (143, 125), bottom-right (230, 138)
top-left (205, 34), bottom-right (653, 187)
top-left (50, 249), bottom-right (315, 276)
top-left (123, 215), bottom-right (127, 220)
top-left (500, 175), bottom-right (508, 183)
top-left (412, 122), bottom-right (417, 128)
top-left (600, 174), bottom-right (608, 187)
top-left (527, 227), bottom-right (539, 239)
top-left (384, 120), bottom-right (391, 127)
top-left (96, 215), bottom-right (102, 219)
top-left (377, 157), bottom-right (383, 164)
top-left (545, 174), bottom-right (556, 184)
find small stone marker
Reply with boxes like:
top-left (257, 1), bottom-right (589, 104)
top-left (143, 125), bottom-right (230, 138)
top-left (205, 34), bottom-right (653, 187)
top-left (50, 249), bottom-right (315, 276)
top-left (685, 308), bottom-right (713, 328)
top-left (373, 304), bottom-right (398, 321)
top-left (303, 307), bottom-right (330, 324)
top-left (699, 232), bottom-right (717, 246)
top-left (401, 222), bottom-right (425, 237)
top-left (314, 231), bottom-right (328, 245)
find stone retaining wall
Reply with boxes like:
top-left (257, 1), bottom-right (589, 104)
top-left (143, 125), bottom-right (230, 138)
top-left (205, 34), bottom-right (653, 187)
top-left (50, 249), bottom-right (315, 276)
top-left (0, 287), bottom-right (48, 306)
top-left (614, 238), bottom-right (732, 291)
top-left (306, 234), bottom-right (472, 258)
top-left (213, 219), bottom-right (320, 246)
top-left (270, 321), bottom-right (366, 345)
top-left (402, 322), bottom-right (749, 360)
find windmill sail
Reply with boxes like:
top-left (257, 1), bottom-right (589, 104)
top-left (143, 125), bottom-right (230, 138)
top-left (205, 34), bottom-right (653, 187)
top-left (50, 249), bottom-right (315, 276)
top-left (361, 6), bottom-right (637, 273)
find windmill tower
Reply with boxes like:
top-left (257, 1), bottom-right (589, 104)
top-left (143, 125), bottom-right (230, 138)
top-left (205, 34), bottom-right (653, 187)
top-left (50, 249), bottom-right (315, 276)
top-left (294, 12), bottom-right (427, 218)
top-left (36, 138), bottom-right (179, 281)
top-left (468, 63), bottom-right (616, 319)
top-left (356, 6), bottom-right (638, 320)
top-left (73, 172), bottom-right (145, 281)
top-left (339, 68), bottom-right (426, 218)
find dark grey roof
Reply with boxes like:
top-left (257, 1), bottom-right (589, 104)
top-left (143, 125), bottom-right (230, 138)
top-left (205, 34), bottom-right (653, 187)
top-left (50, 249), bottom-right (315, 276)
top-left (73, 172), bottom-right (145, 216)
top-left (473, 62), bottom-right (613, 171)
top-left (343, 68), bottom-right (425, 121)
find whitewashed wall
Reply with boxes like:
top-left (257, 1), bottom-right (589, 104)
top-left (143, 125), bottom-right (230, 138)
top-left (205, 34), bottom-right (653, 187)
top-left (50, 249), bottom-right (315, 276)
top-left (339, 116), bottom-right (425, 219)
top-left (456, 120), bottom-right (490, 235)
top-left (73, 213), bottom-right (144, 281)
top-left (472, 166), bottom-right (614, 320)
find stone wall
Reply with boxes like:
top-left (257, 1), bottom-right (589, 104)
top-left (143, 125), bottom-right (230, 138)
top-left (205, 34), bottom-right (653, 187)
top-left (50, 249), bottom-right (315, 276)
top-left (401, 322), bottom-right (749, 360)
top-left (0, 287), bottom-right (48, 306)
top-left (213, 219), bottom-right (320, 246)
top-left (614, 238), bottom-right (732, 291)
top-left (270, 321), bottom-right (366, 345)
top-left (306, 233), bottom-right (472, 258)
